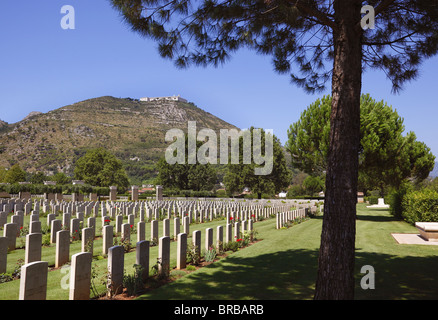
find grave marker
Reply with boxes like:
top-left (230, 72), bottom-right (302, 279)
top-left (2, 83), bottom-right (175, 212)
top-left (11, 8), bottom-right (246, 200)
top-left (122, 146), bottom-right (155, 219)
top-left (177, 233), bottom-right (187, 270)
top-left (136, 240), bottom-right (150, 282)
top-left (108, 245), bottom-right (124, 296)
top-left (69, 252), bottom-right (92, 300)
top-left (55, 230), bottom-right (70, 268)
top-left (0, 237), bottom-right (7, 273)
top-left (102, 225), bottom-right (113, 255)
top-left (25, 233), bottom-right (42, 264)
top-left (158, 236), bottom-right (170, 277)
top-left (19, 261), bottom-right (48, 300)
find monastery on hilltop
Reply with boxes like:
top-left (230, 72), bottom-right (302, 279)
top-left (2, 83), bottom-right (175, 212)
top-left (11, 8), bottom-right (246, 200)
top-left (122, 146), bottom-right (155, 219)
top-left (140, 95), bottom-right (187, 103)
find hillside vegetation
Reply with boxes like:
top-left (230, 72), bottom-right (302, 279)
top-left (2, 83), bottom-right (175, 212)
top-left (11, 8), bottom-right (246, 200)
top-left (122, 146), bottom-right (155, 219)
top-left (0, 96), bottom-right (238, 184)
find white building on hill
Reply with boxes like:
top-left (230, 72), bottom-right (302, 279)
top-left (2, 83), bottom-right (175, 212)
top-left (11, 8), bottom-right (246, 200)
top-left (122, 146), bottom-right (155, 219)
top-left (140, 95), bottom-right (187, 103)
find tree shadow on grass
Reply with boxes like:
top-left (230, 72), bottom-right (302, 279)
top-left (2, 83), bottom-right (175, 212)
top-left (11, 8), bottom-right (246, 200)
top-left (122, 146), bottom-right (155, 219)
top-left (136, 246), bottom-right (438, 300)
top-left (135, 209), bottom-right (438, 300)
top-left (137, 248), bottom-right (320, 300)
top-left (355, 213), bottom-right (396, 222)
top-left (355, 251), bottom-right (438, 300)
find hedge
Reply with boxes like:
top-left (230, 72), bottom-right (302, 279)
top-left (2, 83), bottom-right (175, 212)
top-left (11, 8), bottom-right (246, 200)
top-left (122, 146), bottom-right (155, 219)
top-left (401, 188), bottom-right (438, 225)
top-left (0, 183), bottom-right (110, 196)
top-left (387, 183), bottom-right (412, 219)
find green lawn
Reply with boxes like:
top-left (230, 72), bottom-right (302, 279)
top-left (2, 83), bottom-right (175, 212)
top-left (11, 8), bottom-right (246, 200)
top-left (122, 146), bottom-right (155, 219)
top-left (0, 212), bottom-right (255, 300)
top-left (1, 203), bottom-right (438, 300)
top-left (136, 203), bottom-right (438, 300)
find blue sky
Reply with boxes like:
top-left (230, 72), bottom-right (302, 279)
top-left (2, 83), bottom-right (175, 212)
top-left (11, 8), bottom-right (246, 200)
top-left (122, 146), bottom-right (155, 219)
top-left (1, 0), bottom-right (437, 159)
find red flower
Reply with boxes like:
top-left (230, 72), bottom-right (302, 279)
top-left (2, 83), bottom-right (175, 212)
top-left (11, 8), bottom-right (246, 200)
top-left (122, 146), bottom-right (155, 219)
top-left (130, 225), bottom-right (133, 228)
top-left (237, 239), bottom-right (242, 242)
top-left (229, 217), bottom-right (233, 220)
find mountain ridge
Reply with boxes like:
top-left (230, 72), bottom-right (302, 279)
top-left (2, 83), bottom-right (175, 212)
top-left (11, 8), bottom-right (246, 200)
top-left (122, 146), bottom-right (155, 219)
top-left (0, 96), bottom-right (239, 184)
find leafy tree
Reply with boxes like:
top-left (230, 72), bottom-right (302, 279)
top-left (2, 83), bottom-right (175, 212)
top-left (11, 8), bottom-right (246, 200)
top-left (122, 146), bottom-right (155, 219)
top-left (287, 94), bottom-right (436, 195)
top-left (155, 157), bottom-right (217, 191)
top-left (286, 185), bottom-right (306, 198)
top-left (155, 136), bottom-right (217, 191)
top-left (30, 171), bottom-right (48, 185)
top-left (50, 172), bottom-right (72, 185)
top-left (0, 167), bottom-right (7, 183)
top-left (4, 164), bottom-right (26, 184)
top-left (187, 163), bottom-right (218, 191)
top-left (223, 127), bottom-right (291, 199)
top-left (423, 177), bottom-right (438, 193)
top-left (303, 175), bottom-right (325, 195)
top-left (74, 148), bottom-right (130, 190)
top-left (110, 0), bottom-right (438, 299)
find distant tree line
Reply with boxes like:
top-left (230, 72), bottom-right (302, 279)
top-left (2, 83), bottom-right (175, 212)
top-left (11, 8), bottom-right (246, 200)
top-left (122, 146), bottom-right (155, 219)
top-left (1, 95), bottom-right (435, 203)
top-left (0, 148), bottom-right (130, 194)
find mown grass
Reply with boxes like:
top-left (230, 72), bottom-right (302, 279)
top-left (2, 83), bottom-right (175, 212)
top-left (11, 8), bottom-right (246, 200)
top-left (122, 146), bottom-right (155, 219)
top-left (136, 203), bottom-right (438, 300)
top-left (2, 203), bottom-right (438, 300)
top-left (0, 211), bottom-right (258, 300)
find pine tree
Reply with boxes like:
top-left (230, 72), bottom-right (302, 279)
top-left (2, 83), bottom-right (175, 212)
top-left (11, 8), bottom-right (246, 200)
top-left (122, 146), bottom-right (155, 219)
top-left (286, 94), bottom-right (436, 195)
top-left (110, 0), bottom-right (438, 299)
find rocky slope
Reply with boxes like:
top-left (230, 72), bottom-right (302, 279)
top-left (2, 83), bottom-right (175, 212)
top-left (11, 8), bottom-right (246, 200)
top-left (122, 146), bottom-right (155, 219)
top-left (0, 96), bottom-right (238, 182)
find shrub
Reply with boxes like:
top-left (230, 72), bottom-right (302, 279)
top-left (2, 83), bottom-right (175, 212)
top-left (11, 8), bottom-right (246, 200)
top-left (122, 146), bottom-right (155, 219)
top-left (216, 189), bottom-right (228, 198)
top-left (42, 233), bottom-right (51, 246)
top-left (367, 196), bottom-right (379, 205)
top-left (90, 263), bottom-right (108, 299)
top-left (388, 183), bottom-right (413, 219)
top-left (222, 240), bottom-right (240, 252)
top-left (203, 246), bottom-right (217, 262)
top-left (401, 188), bottom-right (438, 225)
top-left (123, 264), bottom-right (145, 296)
top-left (186, 244), bottom-right (201, 265)
top-left (186, 265), bottom-right (196, 271)
top-left (0, 273), bottom-right (14, 284)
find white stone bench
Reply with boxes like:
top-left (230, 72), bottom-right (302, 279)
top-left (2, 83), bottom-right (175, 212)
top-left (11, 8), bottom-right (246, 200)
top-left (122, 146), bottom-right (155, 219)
top-left (415, 222), bottom-right (438, 242)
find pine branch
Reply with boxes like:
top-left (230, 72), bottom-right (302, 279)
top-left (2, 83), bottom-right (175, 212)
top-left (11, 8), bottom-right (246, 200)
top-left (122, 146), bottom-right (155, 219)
top-left (363, 31), bottom-right (418, 46)
top-left (284, 0), bottom-right (337, 31)
top-left (374, 0), bottom-right (397, 17)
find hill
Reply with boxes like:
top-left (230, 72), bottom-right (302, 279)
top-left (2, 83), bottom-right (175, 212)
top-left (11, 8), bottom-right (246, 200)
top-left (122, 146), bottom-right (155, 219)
top-left (0, 96), bottom-right (238, 184)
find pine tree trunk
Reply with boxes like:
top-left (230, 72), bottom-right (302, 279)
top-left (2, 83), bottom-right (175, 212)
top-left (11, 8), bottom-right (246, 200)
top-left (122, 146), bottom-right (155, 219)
top-left (314, 0), bottom-right (363, 300)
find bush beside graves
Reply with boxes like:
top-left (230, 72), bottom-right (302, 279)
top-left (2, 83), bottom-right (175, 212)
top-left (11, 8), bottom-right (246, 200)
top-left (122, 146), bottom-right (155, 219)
top-left (400, 188), bottom-right (438, 224)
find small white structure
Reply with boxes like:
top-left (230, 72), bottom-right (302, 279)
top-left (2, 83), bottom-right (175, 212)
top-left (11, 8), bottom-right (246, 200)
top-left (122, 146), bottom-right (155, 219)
top-left (140, 95), bottom-right (187, 103)
top-left (278, 191), bottom-right (287, 198)
top-left (366, 198), bottom-right (389, 209)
